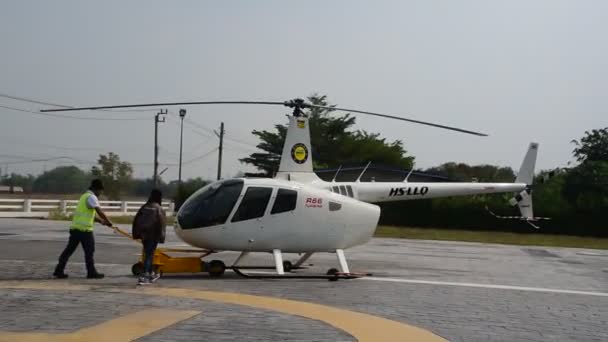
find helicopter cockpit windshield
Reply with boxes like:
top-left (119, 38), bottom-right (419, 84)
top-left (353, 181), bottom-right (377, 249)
top-left (177, 179), bottom-right (244, 229)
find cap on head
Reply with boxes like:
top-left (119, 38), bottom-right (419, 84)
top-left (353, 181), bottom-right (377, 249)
top-left (90, 179), bottom-right (104, 191)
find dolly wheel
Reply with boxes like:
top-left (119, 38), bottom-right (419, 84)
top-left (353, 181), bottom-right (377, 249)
top-left (283, 261), bottom-right (293, 273)
top-left (131, 262), bottom-right (144, 276)
top-left (326, 268), bottom-right (339, 282)
top-left (208, 260), bottom-right (226, 277)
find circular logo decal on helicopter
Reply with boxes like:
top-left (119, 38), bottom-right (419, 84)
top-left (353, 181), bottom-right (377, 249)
top-left (291, 143), bottom-right (308, 164)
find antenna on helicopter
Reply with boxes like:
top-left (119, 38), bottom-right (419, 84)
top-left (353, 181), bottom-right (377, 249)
top-left (403, 163), bottom-right (416, 182)
top-left (331, 165), bottom-right (343, 183)
top-left (355, 161), bottom-right (372, 182)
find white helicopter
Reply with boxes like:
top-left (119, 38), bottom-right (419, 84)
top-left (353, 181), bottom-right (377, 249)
top-left (42, 99), bottom-right (539, 279)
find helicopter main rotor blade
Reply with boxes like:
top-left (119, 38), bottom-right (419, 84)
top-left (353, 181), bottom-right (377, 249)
top-left (39, 98), bottom-right (487, 136)
top-left (305, 104), bottom-right (488, 137)
top-left (39, 101), bottom-right (286, 112)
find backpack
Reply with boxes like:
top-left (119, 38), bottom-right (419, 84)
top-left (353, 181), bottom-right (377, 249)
top-left (132, 204), bottom-right (161, 240)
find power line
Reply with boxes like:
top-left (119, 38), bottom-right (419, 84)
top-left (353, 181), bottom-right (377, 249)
top-left (0, 104), bottom-right (149, 121)
top-left (158, 146), bottom-right (181, 159)
top-left (223, 134), bottom-right (259, 150)
top-left (184, 117), bottom-right (215, 135)
top-left (164, 113), bottom-right (214, 141)
top-left (177, 117), bottom-right (214, 138)
top-left (181, 115), bottom-right (258, 150)
top-left (0, 151), bottom-right (176, 167)
top-left (182, 147), bottom-right (218, 165)
top-left (190, 136), bottom-right (216, 151)
top-left (0, 136), bottom-right (128, 152)
top-left (173, 112), bottom-right (258, 149)
top-left (0, 156), bottom-right (95, 165)
top-left (223, 145), bottom-right (259, 154)
top-left (0, 93), bottom-right (157, 112)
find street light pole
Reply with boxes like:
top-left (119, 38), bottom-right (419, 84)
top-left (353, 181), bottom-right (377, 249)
top-left (153, 109), bottom-right (167, 187)
top-left (178, 109), bottom-right (186, 186)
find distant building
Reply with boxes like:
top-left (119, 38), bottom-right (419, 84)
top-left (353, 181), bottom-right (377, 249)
top-left (0, 185), bottom-right (24, 193)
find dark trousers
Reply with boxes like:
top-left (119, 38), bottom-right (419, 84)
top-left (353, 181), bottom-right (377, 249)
top-left (143, 239), bottom-right (158, 275)
top-left (55, 230), bottom-right (97, 275)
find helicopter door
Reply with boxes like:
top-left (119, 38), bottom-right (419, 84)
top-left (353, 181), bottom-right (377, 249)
top-left (270, 188), bottom-right (298, 215)
top-left (261, 188), bottom-right (300, 250)
top-left (231, 187), bottom-right (273, 223)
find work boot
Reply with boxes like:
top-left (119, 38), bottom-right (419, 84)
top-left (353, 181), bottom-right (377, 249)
top-left (86, 272), bottom-right (105, 279)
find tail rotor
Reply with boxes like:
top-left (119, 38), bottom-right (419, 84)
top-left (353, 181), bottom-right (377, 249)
top-left (487, 142), bottom-right (551, 229)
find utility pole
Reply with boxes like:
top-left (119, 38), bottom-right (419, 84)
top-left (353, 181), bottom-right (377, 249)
top-left (154, 109), bottom-right (167, 187)
top-left (178, 109), bottom-right (187, 187)
top-left (214, 122), bottom-right (224, 180)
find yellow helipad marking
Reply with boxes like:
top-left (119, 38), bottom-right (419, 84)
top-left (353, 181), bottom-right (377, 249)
top-left (0, 281), bottom-right (446, 342)
top-left (0, 308), bottom-right (199, 342)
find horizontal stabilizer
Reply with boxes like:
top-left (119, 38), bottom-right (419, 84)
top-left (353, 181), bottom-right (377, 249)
top-left (485, 206), bottom-right (551, 229)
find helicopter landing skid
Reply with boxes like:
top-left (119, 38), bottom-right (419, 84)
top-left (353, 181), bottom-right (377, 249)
top-left (231, 267), bottom-right (371, 281)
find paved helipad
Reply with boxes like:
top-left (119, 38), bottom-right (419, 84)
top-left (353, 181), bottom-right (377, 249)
top-left (0, 219), bottom-right (607, 341)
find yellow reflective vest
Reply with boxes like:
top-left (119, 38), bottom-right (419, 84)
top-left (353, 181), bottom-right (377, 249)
top-left (70, 192), bottom-right (96, 232)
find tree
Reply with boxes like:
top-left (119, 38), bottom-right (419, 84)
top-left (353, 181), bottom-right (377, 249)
top-left (91, 152), bottom-right (133, 199)
top-left (240, 95), bottom-right (414, 176)
top-left (562, 160), bottom-right (608, 210)
top-left (174, 177), bottom-right (210, 210)
top-left (571, 127), bottom-right (608, 163)
top-left (425, 163), bottom-right (516, 182)
top-left (1, 172), bottom-right (36, 192)
top-left (32, 166), bottom-right (88, 194)
top-left (562, 128), bottom-right (608, 211)
top-left (132, 178), bottom-right (164, 197)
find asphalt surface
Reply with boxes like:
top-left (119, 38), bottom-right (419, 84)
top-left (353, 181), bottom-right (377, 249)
top-left (1, 218), bottom-right (607, 341)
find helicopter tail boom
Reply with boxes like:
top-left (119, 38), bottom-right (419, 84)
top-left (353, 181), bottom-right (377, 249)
top-left (346, 142), bottom-right (543, 226)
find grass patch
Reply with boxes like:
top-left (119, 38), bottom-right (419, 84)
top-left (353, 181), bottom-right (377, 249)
top-left (375, 226), bottom-right (608, 250)
top-left (47, 209), bottom-right (70, 221)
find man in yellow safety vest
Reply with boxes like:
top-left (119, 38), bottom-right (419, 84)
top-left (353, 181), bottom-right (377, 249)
top-left (53, 179), bottom-right (113, 279)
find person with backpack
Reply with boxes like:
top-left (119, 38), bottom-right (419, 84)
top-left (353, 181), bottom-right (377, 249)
top-left (132, 189), bottom-right (166, 284)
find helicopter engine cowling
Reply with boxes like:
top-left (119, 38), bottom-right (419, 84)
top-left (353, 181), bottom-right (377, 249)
top-left (174, 178), bottom-right (380, 253)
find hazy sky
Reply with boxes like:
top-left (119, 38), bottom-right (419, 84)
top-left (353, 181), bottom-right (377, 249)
top-left (1, 1), bottom-right (606, 181)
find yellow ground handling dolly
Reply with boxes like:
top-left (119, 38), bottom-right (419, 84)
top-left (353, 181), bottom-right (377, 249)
top-left (110, 226), bottom-right (227, 277)
top-left (109, 226), bottom-right (366, 281)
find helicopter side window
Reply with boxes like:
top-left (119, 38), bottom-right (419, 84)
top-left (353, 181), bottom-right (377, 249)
top-left (232, 187), bottom-right (273, 222)
top-left (271, 189), bottom-right (298, 214)
top-left (346, 185), bottom-right (354, 197)
top-left (177, 180), bottom-right (244, 229)
top-left (339, 185), bottom-right (347, 196)
top-left (329, 201), bottom-right (342, 211)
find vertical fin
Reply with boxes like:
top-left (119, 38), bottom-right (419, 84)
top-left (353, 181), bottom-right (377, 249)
top-left (515, 142), bottom-right (539, 185)
top-left (275, 115), bottom-right (320, 182)
top-left (513, 143), bottom-right (538, 219)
